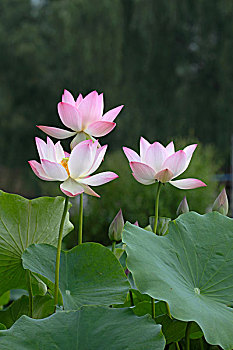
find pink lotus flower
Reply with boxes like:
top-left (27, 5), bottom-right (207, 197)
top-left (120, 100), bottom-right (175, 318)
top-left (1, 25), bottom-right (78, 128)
top-left (123, 137), bottom-right (206, 189)
top-left (37, 90), bottom-right (124, 149)
top-left (29, 137), bottom-right (118, 197)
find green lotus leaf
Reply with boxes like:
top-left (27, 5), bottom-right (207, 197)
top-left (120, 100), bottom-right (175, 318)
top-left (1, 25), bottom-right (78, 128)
top-left (0, 306), bottom-right (165, 350)
top-left (0, 295), bottom-right (54, 328)
top-left (0, 190), bottom-right (73, 295)
top-left (22, 243), bottom-right (130, 309)
top-left (0, 292), bottom-right (10, 309)
top-left (123, 212), bottom-right (233, 350)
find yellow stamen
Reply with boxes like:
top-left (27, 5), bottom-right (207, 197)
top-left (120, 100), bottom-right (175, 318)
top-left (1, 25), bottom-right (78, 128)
top-left (61, 158), bottom-right (70, 176)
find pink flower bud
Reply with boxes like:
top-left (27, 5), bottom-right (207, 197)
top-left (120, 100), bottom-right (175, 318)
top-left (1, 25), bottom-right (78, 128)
top-left (177, 196), bottom-right (189, 216)
top-left (212, 188), bottom-right (228, 216)
top-left (108, 209), bottom-right (124, 241)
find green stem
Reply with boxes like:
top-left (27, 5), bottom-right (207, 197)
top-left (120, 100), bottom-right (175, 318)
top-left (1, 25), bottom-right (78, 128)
top-left (185, 321), bottom-right (192, 350)
top-left (166, 301), bottom-right (172, 319)
top-left (199, 337), bottom-right (204, 350)
top-left (78, 193), bottom-right (83, 245)
top-left (151, 297), bottom-right (155, 319)
top-left (153, 182), bottom-right (162, 234)
top-left (175, 342), bottom-right (181, 350)
top-left (27, 270), bottom-right (33, 318)
top-left (129, 290), bottom-right (134, 306)
top-left (54, 195), bottom-right (69, 312)
top-left (151, 182), bottom-right (162, 320)
top-left (112, 241), bottom-right (116, 254)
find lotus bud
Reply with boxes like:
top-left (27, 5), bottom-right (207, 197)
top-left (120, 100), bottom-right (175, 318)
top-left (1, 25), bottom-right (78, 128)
top-left (134, 221), bottom-right (139, 226)
top-left (149, 216), bottom-right (171, 236)
top-left (212, 188), bottom-right (228, 216)
top-left (108, 209), bottom-right (124, 241)
top-left (176, 196), bottom-right (189, 216)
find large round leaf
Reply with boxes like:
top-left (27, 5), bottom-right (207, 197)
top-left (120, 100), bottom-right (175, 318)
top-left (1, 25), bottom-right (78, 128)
top-left (0, 190), bottom-right (73, 295)
top-left (22, 243), bottom-right (130, 309)
top-left (123, 212), bottom-right (233, 350)
top-left (0, 306), bottom-right (165, 349)
top-left (0, 295), bottom-right (54, 328)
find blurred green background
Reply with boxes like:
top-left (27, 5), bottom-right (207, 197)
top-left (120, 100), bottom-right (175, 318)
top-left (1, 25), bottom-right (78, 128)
top-left (0, 0), bottom-right (231, 243)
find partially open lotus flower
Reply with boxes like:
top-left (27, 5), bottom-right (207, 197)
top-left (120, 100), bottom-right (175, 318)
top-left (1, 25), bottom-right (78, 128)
top-left (37, 90), bottom-right (124, 149)
top-left (29, 137), bottom-right (118, 197)
top-left (123, 137), bottom-right (206, 189)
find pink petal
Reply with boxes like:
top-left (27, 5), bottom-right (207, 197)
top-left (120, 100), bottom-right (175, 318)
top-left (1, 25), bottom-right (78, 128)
top-left (62, 89), bottom-right (75, 105)
top-left (55, 141), bottom-right (65, 163)
top-left (82, 184), bottom-right (100, 197)
top-left (41, 159), bottom-right (68, 181)
top-left (162, 150), bottom-right (187, 178)
top-left (37, 126), bottom-right (76, 139)
top-left (28, 160), bottom-right (53, 181)
top-left (35, 137), bottom-right (56, 162)
top-left (70, 132), bottom-right (87, 150)
top-left (85, 120), bottom-right (116, 137)
top-left (78, 91), bottom-right (102, 128)
top-left (58, 102), bottom-right (82, 131)
top-left (183, 144), bottom-right (197, 161)
top-left (130, 161), bottom-right (156, 182)
top-left (182, 144), bottom-right (197, 172)
top-left (169, 178), bottom-right (207, 189)
top-left (75, 93), bottom-right (83, 107)
top-left (68, 140), bottom-right (96, 178)
top-left (140, 137), bottom-right (151, 162)
top-left (102, 105), bottom-right (123, 122)
top-left (166, 142), bottom-right (175, 157)
top-left (78, 172), bottom-right (118, 186)
top-left (132, 173), bottom-right (155, 185)
top-left (145, 142), bottom-right (167, 173)
top-left (155, 169), bottom-right (173, 183)
top-left (123, 147), bottom-right (140, 162)
top-left (86, 145), bottom-right (108, 176)
top-left (60, 178), bottom-right (84, 197)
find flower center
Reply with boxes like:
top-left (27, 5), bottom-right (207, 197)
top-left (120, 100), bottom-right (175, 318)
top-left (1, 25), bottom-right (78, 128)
top-left (61, 157), bottom-right (70, 176)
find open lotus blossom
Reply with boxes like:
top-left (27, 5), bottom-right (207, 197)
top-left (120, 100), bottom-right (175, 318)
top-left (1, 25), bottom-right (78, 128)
top-left (123, 137), bottom-right (206, 189)
top-left (37, 90), bottom-right (124, 149)
top-left (29, 137), bottom-right (118, 197)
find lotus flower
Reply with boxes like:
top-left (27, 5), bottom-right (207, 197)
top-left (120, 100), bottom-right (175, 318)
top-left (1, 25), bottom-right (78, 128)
top-left (29, 137), bottom-right (118, 197)
top-left (37, 90), bottom-right (124, 149)
top-left (123, 137), bottom-right (206, 189)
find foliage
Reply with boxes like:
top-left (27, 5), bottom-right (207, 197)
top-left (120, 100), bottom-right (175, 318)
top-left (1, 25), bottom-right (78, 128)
top-left (0, 191), bottom-right (73, 295)
top-left (0, 306), bottom-right (165, 350)
top-left (123, 212), bottom-right (233, 349)
top-left (22, 243), bottom-right (130, 309)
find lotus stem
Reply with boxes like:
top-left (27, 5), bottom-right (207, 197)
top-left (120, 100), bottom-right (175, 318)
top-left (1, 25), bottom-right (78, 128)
top-left (175, 342), bottom-right (181, 350)
top-left (54, 195), bottom-right (69, 312)
top-left (112, 240), bottom-right (116, 254)
top-left (185, 321), bottom-right (192, 350)
top-left (151, 182), bottom-right (163, 319)
top-left (151, 297), bottom-right (156, 319)
top-left (153, 182), bottom-right (162, 234)
top-left (199, 337), bottom-right (204, 350)
top-left (78, 193), bottom-right (83, 245)
top-left (27, 270), bottom-right (33, 318)
top-left (129, 290), bottom-right (134, 306)
top-left (166, 301), bottom-right (172, 319)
